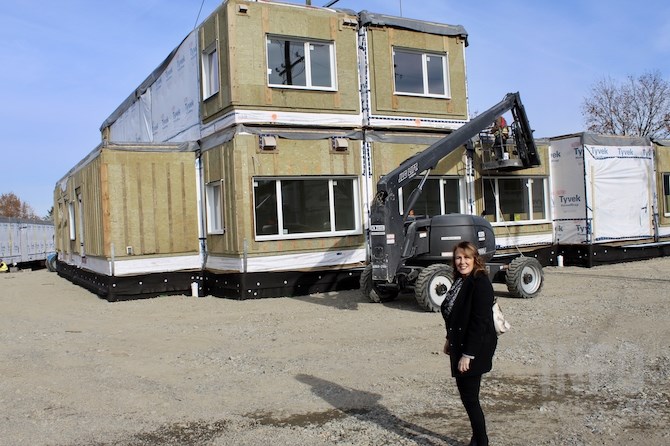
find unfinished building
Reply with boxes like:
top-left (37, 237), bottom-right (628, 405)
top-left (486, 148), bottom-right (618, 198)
top-left (54, 0), bottom-right (553, 300)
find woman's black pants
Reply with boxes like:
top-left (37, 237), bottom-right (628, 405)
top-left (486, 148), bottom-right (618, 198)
top-left (455, 374), bottom-right (488, 445)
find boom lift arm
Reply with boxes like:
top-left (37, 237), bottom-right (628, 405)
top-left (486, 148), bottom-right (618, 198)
top-left (368, 92), bottom-right (540, 283)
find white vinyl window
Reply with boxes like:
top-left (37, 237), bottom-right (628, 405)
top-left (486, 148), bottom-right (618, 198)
top-left (206, 181), bottom-right (224, 234)
top-left (267, 37), bottom-right (336, 90)
top-left (393, 48), bottom-right (450, 97)
top-left (202, 44), bottom-right (220, 99)
top-left (68, 201), bottom-right (76, 241)
top-left (663, 173), bottom-right (670, 216)
top-left (483, 177), bottom-right (549, 224)
top-left (399, 177), bottom-right (463, 217)
top-left (253, 177), bottom-right (360, 240)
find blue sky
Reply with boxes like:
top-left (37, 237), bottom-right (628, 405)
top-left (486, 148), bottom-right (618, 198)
top-left (2, 0), bottom-right (669, 218)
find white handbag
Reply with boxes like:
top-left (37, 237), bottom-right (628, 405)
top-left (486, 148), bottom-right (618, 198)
top-left (493, 299), bottom-right (511, 336)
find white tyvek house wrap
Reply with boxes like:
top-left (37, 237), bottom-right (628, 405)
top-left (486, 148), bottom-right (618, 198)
top-left (108, 91), bottom-right (153, 142)
top-left (550, 134), bottom-right (655, 244)
top-left (109, 31), bottom-right (199, 143)
top-left (584, 144), bottom-right (654, 242)
top-left (151, 31), bottom-right (199, 142)
top-left (550, 136), bottom-right (587, 244)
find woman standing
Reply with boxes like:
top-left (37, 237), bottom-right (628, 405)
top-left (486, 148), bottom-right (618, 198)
top-left (441, 241), bottom-right (497, 446)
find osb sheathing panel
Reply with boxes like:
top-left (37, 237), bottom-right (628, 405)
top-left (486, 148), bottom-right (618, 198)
top-left (202, 143), bottom-right (238, 255)
top-left (201, 1), bottom-right (360, 124)
top-left (371, 141), bottom-right (465, 186)
top-left (367, 26), bottom-right (467, 120)
top-left (201, 10), bottom-right (231, 121)
top-left (203, 134), bottom-right (364, 257)
top-left (53, 156), bottom-right (104, 257)
top-left (655, 144), bottom-right (670, 226)
top-left (492, 222), bottom-right (553, 239)
top-left (53, 182), bottom-right (69, 254)
top-left (101, 150), bottom-right (198, 257)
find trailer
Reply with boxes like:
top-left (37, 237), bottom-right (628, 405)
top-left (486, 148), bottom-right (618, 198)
top-left (0, 217), bottom-right (55, 269)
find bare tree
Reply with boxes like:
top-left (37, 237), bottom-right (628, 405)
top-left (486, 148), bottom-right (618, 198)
top-left (582, 70), bottom-right (670, 139)
top-left (0, 192), bottom-right (38, 219)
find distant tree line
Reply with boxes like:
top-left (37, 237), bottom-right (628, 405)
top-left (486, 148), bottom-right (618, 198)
top-left (582, 70), bottom-right (670, 139)
top-left (0, 192), bottom-right (52, 221)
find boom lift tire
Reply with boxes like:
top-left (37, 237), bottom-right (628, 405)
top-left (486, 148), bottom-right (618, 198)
top-left (415, 264), bottom-right (454, 312)
top-left (505, 256), bottom-right (543, 298)
top-left (360, 264), bottom-right (399, 303)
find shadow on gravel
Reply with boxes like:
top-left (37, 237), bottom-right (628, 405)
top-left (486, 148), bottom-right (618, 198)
top-left (292, 374), bottom-right (463, 445)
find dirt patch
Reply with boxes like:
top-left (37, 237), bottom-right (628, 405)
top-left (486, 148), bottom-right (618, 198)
top-left (1, 258), bottom-right (669, 445)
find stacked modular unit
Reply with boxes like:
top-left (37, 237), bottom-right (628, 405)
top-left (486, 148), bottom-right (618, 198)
top-left (53, 0), bottom-right (554, 300)
top-left (549, 132), bottom-right (670, 266)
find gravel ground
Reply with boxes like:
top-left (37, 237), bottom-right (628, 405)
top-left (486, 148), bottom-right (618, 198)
top-left (1, 258), bottom-right (669, 446)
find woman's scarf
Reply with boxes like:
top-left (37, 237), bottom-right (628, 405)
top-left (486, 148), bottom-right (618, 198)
top-left (440, 276), bottom-right (463, 320)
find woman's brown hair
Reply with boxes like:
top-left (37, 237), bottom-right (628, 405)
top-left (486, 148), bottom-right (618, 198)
top-left (452, 241), bottom-right (487, 279)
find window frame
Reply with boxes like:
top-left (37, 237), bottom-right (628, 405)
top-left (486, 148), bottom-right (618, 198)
top-left (201, 42), bottom-right (220, 100)
top-left (398, 176), bottom-right (464, 217)
top-left (482, 176), bottom-right (550, 225)
top-left (253, 176), bottom-right (361, 241)
top-left (206, 180), bottom-right (224, 235)
top-left (67, 201), bottom-right (76, 241)
top-left (266, 36), bottom-right (337, 91)
top-left (663, 173), bottom-right (670, 217)
top-left (392, 47), bottom-right (450, 98)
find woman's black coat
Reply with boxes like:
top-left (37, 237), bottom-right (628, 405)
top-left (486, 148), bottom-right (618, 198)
top-left (442, 272), bottom-right (498, 377)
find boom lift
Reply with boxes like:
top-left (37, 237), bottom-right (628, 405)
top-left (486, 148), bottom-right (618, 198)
top-left (361, 92), bottom-right (544, 311)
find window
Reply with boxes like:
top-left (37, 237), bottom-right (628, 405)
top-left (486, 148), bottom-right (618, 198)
top-left (483, 177), bottom-right (548, 224)
top-left (253, 177), bottom-right (360, 239)
top-left (206, 181), bottom-right (224, 234)
top-left (68, 201), bottom-right (76, 241)
top-left (664, 173), bottom-right (670, 216)
top-left (393, 48), bottom-right (449, 97)
top-left (202, 44), bottom-right (220, 99)
top-left (267, 37), bottom-right (335, 89)
top-left (399, 177), bottom-right (462, 217)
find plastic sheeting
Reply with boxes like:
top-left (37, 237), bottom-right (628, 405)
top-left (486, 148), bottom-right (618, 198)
top-left (206, 248), bottom-right (367, 273)
top-left (550, 133), bottom-right (655, 244)
top-left (108, 31), bottom-right (200, 143)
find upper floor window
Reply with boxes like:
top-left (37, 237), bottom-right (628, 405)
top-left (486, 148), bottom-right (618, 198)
top-left (253, 176), bottom-right (360, 240)
top-left (393, 48), bottom-right (450, 98)
top-left (267, 37), bottom-right (336, 90)
top-left (483, 177), bottom-right (549, 224)
top-left (399, 177), bottom-right (463, 217)
top-left (206, 181), bottom-right (224, 234)
top-left (202, 44), bottom-right (220, 99)
top-left (663, 173), bottom-right (670, 216)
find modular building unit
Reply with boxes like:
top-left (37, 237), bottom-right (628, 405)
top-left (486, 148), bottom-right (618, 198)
top-left (53, 144), bottom-right (200, 300)
top-left (0, 217), bottom-right (55, 267)
top-left (194, 1), bottom-right (366, 298)
top-left (199, 129), bottom-right (366, 298)
top-left (548, 132), bottom-right (670, 266)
